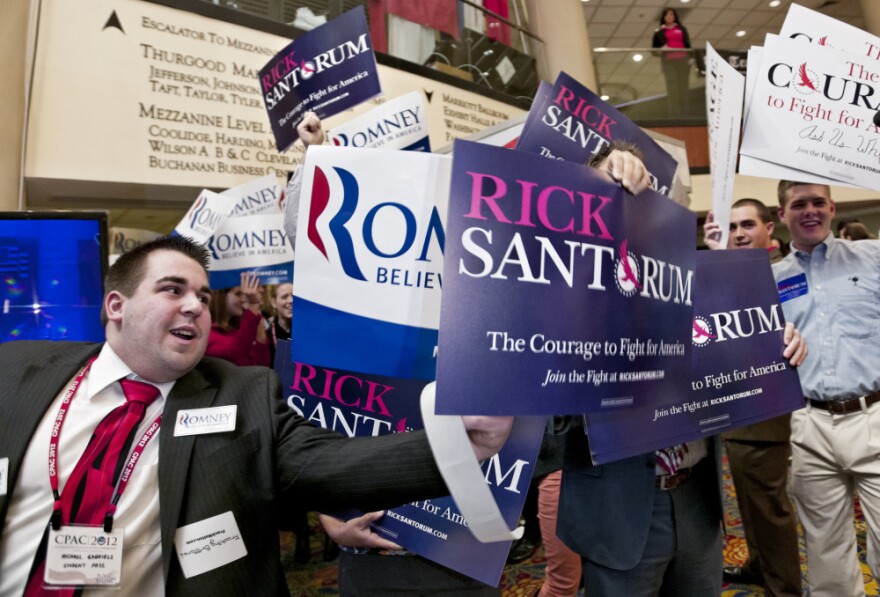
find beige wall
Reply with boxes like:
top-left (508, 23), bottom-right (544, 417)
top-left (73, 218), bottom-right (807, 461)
top-left (22, 0), bottom-right (523, 213)
top-left (526, 0), bottom-right (596, 89)
top-left (0, 1), bottom-right (29, 211)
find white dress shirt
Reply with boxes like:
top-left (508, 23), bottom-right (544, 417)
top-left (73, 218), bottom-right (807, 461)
top-left (0, 344), bottom-right (173, 596)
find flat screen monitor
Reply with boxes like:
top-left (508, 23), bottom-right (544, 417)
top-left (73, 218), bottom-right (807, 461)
top-left (0, 211), bottom-right (108, 343)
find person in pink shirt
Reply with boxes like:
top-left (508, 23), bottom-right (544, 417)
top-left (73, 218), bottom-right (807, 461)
top-left (652, 7), bottom-right (692, 117)
top-left (206, 271), bottom-right (270, 367)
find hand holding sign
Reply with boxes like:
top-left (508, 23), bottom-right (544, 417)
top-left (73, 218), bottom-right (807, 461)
top-left (319, 512), bottom-right (402, 551)
top-left (782, 322), bottom-right (808, 366)
top-left (516, 71), bottom-right (678, 196)
top-left (702, 211), bottom-right (724, 250)
top-left (462, 415), bottom-right (515, 462)
top-left (297, 111), bottom-right (325, 148)
top-left (597, 147), bottom-right (652, 194)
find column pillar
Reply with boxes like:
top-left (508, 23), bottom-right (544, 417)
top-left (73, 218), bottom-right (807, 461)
top-left (0, 0), bottom-right (29, 211)
top-left (525, 0), bottom-right (596, 90)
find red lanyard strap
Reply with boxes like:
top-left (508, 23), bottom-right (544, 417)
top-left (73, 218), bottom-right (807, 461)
top-left (48, 357), bottom-right (97, 528)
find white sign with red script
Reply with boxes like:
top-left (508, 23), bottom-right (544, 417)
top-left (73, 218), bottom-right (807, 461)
top-left (740, 34), bottom-right (880, 190)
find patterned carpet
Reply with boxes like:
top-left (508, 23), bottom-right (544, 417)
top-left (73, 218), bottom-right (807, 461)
top-left (281, 451), bottom-right (879, 596)
top-left (719, 453), bottom-right (878, 597)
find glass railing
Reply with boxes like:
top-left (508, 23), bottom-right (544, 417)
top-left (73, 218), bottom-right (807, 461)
top-left (183, 1), bottom-right (749, 122)
top-left (593, 47), bottom-right (745, 124)
top-left (198, 0), bottom-right (544, 103)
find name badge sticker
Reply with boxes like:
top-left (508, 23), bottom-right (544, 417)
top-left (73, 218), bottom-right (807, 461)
top-left (45, 525), bottom-right (123, 588)
top-left (174, 405), bottom-right (237, 437)
top-left (174, 511), bottom-right (247, 578)
top-left (777, 273), bottom-right (809, 303)
top-left (0, 457), bottom-right (7, 495)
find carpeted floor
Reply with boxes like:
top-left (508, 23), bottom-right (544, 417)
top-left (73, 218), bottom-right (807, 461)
top-left (281, 451), bottom-right (879, 596)
top-left (718, 452), bottom-right (878, 597)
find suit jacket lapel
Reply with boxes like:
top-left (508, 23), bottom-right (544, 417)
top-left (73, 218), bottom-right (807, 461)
top-left (15, 344), bottom-right (101, 440)
top-left (157, 366), bottom-right (218, 582)
top-left (0, 343), bottom-right (101, 528)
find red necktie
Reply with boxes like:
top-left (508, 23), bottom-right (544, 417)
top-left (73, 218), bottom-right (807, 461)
top-left (24, 379), bottom-right (160, 596)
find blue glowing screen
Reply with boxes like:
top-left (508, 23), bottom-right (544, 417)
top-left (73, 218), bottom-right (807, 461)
top-left (0, 214), bottom-right (106, 343)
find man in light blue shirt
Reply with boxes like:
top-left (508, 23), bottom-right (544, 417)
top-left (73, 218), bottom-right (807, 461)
top-left (773, 181), bottom-right (880, 597)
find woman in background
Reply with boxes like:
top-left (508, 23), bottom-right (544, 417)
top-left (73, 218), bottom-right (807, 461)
top-left (268, 282), bottom-right (293, 348)
top-left (652, 7), bottom-right (691, 117)
top-left (206, 271), bottom-right (270, 367)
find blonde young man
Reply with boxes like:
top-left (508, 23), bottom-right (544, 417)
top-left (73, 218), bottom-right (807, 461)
top-left (771, 181), bottom-right (880, 597)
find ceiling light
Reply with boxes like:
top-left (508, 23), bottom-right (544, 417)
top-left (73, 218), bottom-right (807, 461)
top-left (769, 0), bottom-right (781, 6)
top-left (600, 95), bottom-right (610, 101)
top-left (736, 30), bottom-right (747, 37)
top-left (680, 0), bottom-right (690, 3)
top-left (632, 53), bottom-right (644, 62)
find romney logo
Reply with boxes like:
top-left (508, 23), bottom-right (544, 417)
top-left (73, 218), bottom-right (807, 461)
top-left (183, 193), bottom-right (225, 236)
top-left (307, 165), bottom-right (445, 288)
top-left (186, 195), bottom-right (208, 228)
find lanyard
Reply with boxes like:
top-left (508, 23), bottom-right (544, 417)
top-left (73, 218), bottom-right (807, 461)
top-left (47, 357), bottom-right (162, 531)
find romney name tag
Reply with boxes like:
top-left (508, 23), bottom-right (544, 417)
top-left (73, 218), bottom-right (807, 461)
top-left (174, 406), bottom-right (237, 437)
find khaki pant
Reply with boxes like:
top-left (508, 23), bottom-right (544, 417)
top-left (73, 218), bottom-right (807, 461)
top-left (791, 403), bottom-right (880, 597)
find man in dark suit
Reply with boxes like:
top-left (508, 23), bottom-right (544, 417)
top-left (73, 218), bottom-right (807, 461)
top-left (558, 430), bottom-right (725, 596)
top-left (704, 199), bottom-right (801, 596)
top-left (0, 235), bottom-right (511, 596)
top-left (554, 183), bottom-right (807, 595)
top-left (557, 337), bottom-right (805, 597)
